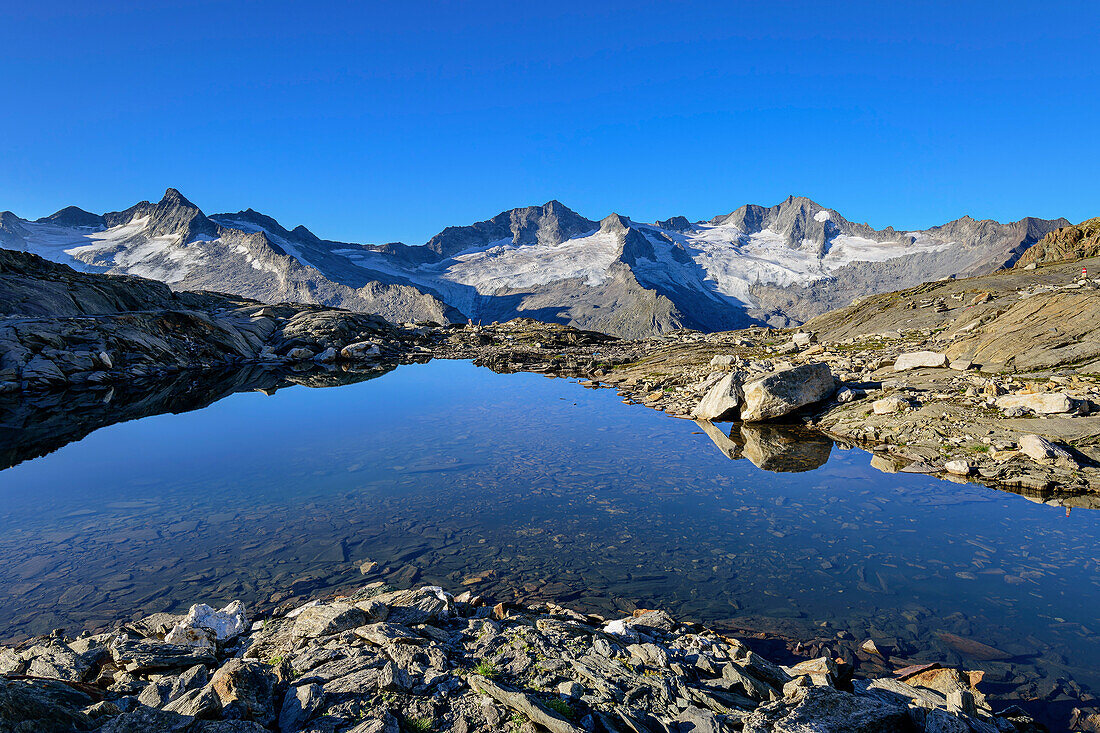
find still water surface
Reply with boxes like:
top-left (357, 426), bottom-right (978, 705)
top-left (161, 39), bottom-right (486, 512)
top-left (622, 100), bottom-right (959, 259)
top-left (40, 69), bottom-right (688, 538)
top-left (1, 360), bottom-right (1098, 705)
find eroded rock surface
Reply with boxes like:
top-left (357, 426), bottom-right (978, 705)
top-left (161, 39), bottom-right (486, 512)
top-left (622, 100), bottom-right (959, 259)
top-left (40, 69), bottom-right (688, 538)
top-left (0, 584), bottom-right (1045, 733)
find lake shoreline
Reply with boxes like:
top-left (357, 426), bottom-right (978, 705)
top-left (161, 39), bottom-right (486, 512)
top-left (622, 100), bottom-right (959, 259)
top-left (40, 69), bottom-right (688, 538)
top-left (4, 247), bottom-right (1098, 503)
top-left (0, 580), bottom-right (1063, 732)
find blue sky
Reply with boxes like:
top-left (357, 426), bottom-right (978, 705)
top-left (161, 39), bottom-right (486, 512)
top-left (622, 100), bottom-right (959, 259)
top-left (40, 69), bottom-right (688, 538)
top-left (2, 1), bottom-right (1097, 244)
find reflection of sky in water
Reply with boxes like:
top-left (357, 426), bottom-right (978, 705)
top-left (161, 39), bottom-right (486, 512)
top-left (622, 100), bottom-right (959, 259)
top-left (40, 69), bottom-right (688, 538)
top-left (1, 359), bottom-right (1098, 700)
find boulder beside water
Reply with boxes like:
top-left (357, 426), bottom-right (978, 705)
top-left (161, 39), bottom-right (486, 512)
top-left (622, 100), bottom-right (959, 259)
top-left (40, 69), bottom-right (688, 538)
top-left (740, 363), bottom-right (835, 422)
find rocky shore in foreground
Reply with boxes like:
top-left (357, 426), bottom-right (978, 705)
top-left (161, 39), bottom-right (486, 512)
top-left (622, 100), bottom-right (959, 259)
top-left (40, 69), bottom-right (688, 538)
top-left (0, 581), bottom-right (1066, 733)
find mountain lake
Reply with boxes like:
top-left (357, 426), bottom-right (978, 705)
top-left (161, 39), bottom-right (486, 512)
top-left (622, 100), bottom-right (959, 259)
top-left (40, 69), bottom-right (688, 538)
top-left (1, 359), bottom-right (1098, 717)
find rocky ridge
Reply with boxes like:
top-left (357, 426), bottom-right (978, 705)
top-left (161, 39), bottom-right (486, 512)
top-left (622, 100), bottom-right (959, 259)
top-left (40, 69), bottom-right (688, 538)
top-left (1, 189), bottom-right (1070, 337)
top-left (1014, 218), bottom-right (1100, 268)
top-left (0, 248), bottom-right (436, 395)
top-left (0, 582), bottom-right (1053, 733)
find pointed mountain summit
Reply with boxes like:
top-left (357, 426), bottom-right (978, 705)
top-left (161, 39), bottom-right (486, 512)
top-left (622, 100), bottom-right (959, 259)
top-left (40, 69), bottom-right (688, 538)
top-left (104, 188), bottom-right (219, 242)
top-left (425, 200), bottom-right (596, 259)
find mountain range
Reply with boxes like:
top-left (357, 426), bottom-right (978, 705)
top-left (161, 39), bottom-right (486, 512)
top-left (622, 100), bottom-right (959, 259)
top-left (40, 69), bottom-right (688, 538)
top-left (0, 189), bottom-right (1069, 337)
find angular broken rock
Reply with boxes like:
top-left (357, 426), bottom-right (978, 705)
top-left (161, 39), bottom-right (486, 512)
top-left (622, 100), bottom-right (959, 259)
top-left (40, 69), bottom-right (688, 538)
top-left (691, 371), bottom-right (744, 421)
top-left (109, 636), bottom-right (216, 673)
top-left (742, 685), bottom-right (911, 733)
top-left (291, 603), bottom-right (367, 638)
top-left (740, 363), bottom-right (834, 422)
top-left (995, 392), bottom-right (1073, 414)
top-left (166, 601), bottom-right (248, 646)
top-left (893, 351), bottom-right (948, 371)
top-left (469, 675), bottom-right (584, 733)
top-left (872, 396), bottom-right (909, 414)
top-left (340, 341), bottom-right (381, 360)
top-left (365, 586), bottom-right (453, 626)
top-left (1018, 433), bottom-right (1078, 467)
top-left (285, 347), bottom-right (315, 361)
top-left (314, 347), bottom-right (337, 364)
top-left (944, 460), bottom-right (971, 476)
top-left (209, 658), bottom-right (279, 725)
top-left (792, 332), bottom-right (815, 347)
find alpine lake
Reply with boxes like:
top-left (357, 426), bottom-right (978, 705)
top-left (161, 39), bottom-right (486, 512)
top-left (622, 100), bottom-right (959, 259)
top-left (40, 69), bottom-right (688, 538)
top-left (1, 359), bottom-right (1098, 721)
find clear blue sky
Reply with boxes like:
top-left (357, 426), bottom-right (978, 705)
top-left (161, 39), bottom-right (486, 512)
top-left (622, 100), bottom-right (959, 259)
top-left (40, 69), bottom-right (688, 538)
top-left (3, 1), bottom-right (1097, 244)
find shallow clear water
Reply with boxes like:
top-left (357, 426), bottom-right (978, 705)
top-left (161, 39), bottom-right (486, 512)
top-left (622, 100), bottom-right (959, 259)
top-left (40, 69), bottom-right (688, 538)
top-left (1, 360), bottom-right (1098, 706)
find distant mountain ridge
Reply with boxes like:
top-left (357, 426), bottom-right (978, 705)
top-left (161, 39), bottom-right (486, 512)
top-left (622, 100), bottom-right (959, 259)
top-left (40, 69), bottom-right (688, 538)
top-left (0, 189), bottom-right (1070, 337)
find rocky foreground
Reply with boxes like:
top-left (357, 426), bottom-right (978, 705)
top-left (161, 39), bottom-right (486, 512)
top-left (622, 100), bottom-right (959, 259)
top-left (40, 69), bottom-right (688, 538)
top-left (0, 582), bottom-right (1067, 733)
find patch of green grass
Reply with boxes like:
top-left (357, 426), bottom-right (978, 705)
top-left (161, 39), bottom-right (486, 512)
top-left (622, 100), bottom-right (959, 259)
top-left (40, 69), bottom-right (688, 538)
top-left (473, 660), bottom-right (499, 678)
top-left (404, 716), bottom-right (433, 732)
top-left (266, 655), bottom-right (284, 666)
top-left (543, 699), bottom-right (575, 719)
top-left (511, 711), bottom-right (527, 731)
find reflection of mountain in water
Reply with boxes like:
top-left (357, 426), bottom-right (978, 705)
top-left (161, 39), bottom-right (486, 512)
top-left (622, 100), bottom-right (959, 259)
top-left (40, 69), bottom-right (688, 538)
top-left (695, 420), bottom-right (833, 472)
top-left (0, 364), bottom-right (397, 471)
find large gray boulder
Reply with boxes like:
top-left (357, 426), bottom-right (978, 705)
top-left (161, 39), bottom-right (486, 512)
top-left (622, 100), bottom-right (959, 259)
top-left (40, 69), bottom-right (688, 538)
top-left (692, 372), bottom-right (744, 421)
top-left (1019, 433), bottom-right (1079, 467)
top-left (291, 602), bottom-right (367, 638)
top-left (740, 363), bottom-right (835, 422)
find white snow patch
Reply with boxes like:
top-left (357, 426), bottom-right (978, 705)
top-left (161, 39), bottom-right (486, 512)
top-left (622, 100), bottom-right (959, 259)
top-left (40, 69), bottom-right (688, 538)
top-left (814, 210), bottom-right (832, 222)
top-left (219, 218), bottom-right (324, 272)
top-left (9, 216), bottom-right (208, 283)
top-left (440, 230), bottom-right (620, 291)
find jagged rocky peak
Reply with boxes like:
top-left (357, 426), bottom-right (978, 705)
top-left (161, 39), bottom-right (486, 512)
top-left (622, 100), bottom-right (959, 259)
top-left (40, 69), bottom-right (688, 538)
top-left (1015, 216), bottom-right (1100, 267)
top-left (599, 212), bottom-right (633, 234)
top-left (104, 188), bottom-right (219, 242)
top-left (425, 200), bottom-right (596, 259)
top-left (656, 215), bottom-right (692, 231)
top-left (214, 207), bottom-right (296, 238)
top-left (597, 213), bottom-right (662, 267)
top-left (36, 206), bottom-right (105, 229)
top-left (713, 195), bottom-right (840, 250)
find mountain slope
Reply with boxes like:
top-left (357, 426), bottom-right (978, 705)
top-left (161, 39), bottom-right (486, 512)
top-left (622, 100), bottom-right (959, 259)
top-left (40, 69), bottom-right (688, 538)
top-left (1, 190), bottom-right (461, 325)
top-left (0, 189), bottom-right (1069, 337)
top-left (1015, 217), bottom-right (1100, 268)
